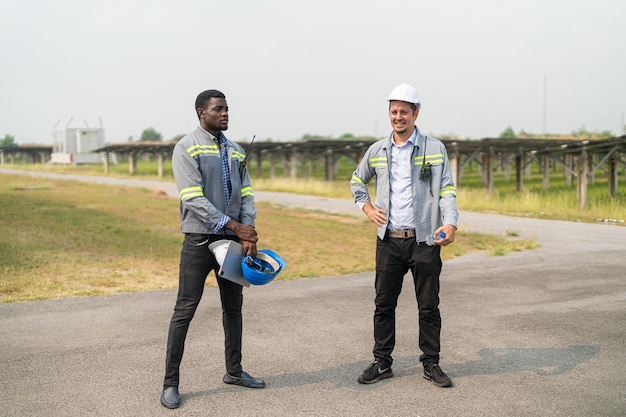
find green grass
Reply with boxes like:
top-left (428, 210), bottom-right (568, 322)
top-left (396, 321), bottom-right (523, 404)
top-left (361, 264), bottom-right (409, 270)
top-left (1, 176), bottom-right (182, 302)
top-left (0, 173), bottom-right (531, 303)
top-left (4, 156), bottom-right (623, 303)
top-left (5, 157), bottom-right (624, 224)
top-left (252, 160), bottom-right (626, 225)
top-left (455, 171), bottom-right (626, 224)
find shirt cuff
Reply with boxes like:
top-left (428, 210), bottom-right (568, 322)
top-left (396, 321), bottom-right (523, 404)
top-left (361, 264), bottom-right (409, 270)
top-left (213, 215), bottom-right (231, 233)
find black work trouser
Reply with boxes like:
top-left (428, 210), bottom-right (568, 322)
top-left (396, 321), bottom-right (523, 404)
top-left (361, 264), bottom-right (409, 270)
top-left (164, 233), bottom-right (243, 388)
top-left (373, 235), bottom-right (443, 367)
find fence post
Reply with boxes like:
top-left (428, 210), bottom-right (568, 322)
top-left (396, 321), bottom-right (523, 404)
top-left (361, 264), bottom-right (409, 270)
top-left (577, 149), bottom-right (588, 210)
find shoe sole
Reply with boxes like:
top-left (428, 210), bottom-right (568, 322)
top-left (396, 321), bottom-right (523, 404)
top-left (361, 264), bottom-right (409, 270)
top-left (423, 374), bottom-right (452, 388)
top-left (358, 370), bottom-right (393, 384)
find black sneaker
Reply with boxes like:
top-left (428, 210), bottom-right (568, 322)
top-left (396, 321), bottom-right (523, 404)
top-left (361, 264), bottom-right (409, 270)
top-left (358, 361), bottom-right (393, 384)
top-left (423, 364), bottom-right (452, 387)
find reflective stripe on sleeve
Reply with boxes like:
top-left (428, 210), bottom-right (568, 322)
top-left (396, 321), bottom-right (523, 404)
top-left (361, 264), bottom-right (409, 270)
top-left (350, 174), bottom-right (365, 185)
top-left (240, 186), bottom-right (254, 198)
top-left (180, 186), bottom-right (203, 201)
top-left (440, 185), bottom-right (456, 196)
top-left (369, 157), bottom-right (387, 167)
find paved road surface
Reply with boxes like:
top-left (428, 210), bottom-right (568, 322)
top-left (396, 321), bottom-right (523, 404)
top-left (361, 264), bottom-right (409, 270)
top-left (1, 168), bottom-right (625, 416)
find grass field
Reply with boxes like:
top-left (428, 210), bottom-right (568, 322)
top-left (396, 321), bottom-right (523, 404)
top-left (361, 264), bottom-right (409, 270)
top-left (0, 172), bottom-right (536, 303)
top-left (7, 156), bottom-right (625, 223)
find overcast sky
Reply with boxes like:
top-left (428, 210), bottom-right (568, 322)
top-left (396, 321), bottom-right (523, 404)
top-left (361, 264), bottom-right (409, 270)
top-left (1, 0), bottom-right (624, 145)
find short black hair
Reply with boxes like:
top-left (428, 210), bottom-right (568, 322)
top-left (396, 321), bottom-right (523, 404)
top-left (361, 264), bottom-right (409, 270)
top-left (195, 89), bottom-right (226, 112)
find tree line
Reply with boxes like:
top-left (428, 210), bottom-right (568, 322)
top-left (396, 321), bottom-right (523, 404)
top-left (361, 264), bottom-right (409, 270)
top-left (3, 123), bottom-right (625, 148)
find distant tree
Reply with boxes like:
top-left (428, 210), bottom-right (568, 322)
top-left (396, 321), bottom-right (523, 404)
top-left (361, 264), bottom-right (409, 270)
top-left (0, 134), bottom-right (17, 148)
top-left (433, 133), bottom-right (462, 140)
top-left (139, 127), bottom-right (162, 142)
top-left (301, 133), bottom-right (329, 141)
top-left (499, 126), bottom-right (516, 138)
top-left (575, 128), bottom-right (614, 139)
top-left (299, 133), bottom-right (380, 142)
top-left (356, 135), bottom-right (380, 142)
top-left (572, 127), bottom-right (589, 138)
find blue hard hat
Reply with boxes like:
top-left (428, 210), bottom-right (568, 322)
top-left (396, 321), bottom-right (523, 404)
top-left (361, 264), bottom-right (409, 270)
top-left (241, 249), bottom-right (286, 285)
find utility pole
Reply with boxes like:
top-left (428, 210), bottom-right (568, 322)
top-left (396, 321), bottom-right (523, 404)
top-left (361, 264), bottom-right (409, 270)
top-left (542, 74), bottom-right (547, 136)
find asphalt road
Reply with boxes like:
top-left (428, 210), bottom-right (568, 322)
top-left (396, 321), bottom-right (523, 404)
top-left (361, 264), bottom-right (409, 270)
top-left (1, 168), bottom-right (625, 417)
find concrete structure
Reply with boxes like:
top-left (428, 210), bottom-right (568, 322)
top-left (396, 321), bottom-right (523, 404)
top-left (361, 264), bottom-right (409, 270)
top-left (50, 118), bottom-right (105, 164)
top-left (0, 144), bottom-right (52, 164)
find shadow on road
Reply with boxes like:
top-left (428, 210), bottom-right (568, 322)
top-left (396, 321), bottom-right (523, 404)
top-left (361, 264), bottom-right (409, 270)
top-left (180, 345), bottom-right (598, 404)
top-left (446, 345), bottom-right (599, 377)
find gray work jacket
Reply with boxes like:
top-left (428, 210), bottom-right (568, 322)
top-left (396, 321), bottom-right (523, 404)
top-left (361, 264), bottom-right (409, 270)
top-left (350, 126), bottom-right (458, 243)
top-left (172, 126), bottom-right (256, 234)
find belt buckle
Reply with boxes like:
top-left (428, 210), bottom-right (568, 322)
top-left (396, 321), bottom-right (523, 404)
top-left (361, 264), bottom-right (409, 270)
top-left (403, 229), bottom-right (410, 238)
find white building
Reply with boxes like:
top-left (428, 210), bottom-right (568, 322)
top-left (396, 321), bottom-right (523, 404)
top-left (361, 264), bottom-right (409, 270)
top-left (50, 118), bottom-right (105, 164)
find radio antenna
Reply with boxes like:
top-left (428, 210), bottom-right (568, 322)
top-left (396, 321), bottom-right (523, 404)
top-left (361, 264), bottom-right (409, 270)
top-left (239, 135), bottom-right (256, 179)
top-left (245, 135), bottom-right (256, 161)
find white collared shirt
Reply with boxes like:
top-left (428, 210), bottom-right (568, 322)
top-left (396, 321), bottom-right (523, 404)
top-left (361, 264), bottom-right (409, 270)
top-left (388, 129), bottom-right (417, 230)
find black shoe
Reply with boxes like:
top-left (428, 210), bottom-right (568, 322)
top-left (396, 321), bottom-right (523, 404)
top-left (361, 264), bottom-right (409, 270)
top-left (423, 364), bottom-right (452, 387)
top-left (160, 386), bottom-right (180, 409)
top-left (358, 361), bottom-right (393, 384)
top-left (223, 371), bottom-right (266, 388)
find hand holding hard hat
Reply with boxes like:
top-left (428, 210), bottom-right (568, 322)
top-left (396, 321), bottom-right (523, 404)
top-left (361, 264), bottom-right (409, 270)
top-left (208, 240), bottom-right (286, 287)
top-left (241, 250), bottom-right (286, 285)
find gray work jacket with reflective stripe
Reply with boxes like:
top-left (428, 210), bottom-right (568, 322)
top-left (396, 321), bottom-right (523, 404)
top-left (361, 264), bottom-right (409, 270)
top-left (172, 126), bottom-right (256, 234)
top-left (350, 126), bottom-right (458, 243)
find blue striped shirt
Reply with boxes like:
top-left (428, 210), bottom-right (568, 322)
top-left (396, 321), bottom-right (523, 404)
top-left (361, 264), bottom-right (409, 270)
top-left (214, 133), bottom-right (232, 232)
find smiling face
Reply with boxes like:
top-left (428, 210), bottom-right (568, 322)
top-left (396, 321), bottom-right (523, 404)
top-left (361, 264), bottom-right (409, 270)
top-left (198, 97), bottom-right (229, 136)
top-left (389, 100), bottom-right (419, 140)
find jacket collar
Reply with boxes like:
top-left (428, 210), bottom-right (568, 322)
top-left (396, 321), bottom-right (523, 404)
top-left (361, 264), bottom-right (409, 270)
top-left (384, 126), bottom-right (424, 149)
top-left (197, 125), bottom-right (228, 145)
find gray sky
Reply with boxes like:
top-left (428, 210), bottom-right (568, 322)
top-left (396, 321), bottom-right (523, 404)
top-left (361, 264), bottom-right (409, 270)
top-left (2, 0), bottom-right (624, 145)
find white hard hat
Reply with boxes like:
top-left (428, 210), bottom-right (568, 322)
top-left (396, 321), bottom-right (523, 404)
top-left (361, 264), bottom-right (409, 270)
top-left (208, 239), bottom-right (250, 287)
top-left (386, 83), bottom-right (420, 105)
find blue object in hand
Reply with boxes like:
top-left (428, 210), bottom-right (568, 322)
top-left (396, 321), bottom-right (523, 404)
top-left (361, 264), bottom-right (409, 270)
top-left (433, 231), bottom-right (446, 240)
